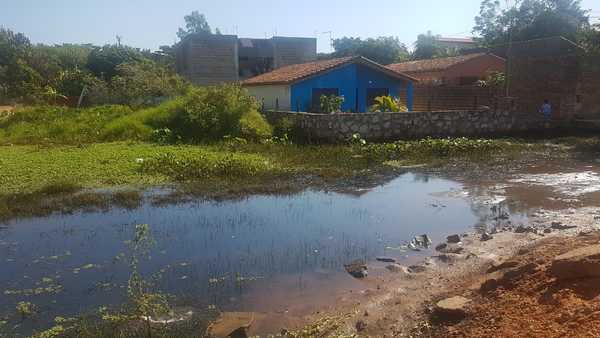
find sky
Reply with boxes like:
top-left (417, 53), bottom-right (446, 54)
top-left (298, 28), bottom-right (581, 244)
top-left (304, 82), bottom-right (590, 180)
top-left (2, 0), bottom-right (599, 53)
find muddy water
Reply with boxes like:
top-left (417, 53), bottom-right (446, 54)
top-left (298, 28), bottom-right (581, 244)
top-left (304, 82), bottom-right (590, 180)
top-left (1, 163), bottom-right (597, 336)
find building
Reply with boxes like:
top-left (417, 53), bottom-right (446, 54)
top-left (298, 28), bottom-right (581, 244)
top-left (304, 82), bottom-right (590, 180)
top-left (242, 56), bottom-right (418, 113)
top-left (387, 53), bottom-right (506, 86)
top-left (176, 34), bottom-right (317, 85)
top-left (434, 37), bottom-right (477, 50)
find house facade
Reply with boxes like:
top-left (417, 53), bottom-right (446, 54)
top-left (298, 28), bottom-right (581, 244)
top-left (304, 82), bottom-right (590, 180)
top-left (387, 53), bottom-right (505, 86)
top-left (242, 56), bottom-right (417, 113)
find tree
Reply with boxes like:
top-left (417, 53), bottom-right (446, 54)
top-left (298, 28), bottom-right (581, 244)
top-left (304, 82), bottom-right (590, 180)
top-left (331, 36), bottom-right (409, 65)
top-left (177, 11), bottom-right (212, 40)
top-left (473, 0), bottom-right (590, 46)
top-left (86, 44), bottom-right (143, 79)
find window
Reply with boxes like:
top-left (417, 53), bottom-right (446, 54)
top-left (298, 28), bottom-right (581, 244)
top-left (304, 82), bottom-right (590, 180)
top-left (311, 88), bottom-right (339, 112)
top-left (366, 88), bottom-right (389, 107)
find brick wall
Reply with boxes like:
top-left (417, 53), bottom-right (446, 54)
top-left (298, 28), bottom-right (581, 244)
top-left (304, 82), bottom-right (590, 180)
top-left (179, 35), bottom-right (239, 85)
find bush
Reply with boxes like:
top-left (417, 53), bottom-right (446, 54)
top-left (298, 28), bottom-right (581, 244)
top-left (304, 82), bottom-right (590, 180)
top-left (140, 151), bottom-right (274, 180)
top-left (369, 96), bottom-right (407, 112)
top-left (240, 110), bottom-right (273, 141)
top-left (319, 94), bottom-right (344, 113)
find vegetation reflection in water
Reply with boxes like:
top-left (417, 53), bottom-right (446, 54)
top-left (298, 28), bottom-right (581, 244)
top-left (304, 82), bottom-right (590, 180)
top-left (0, 173), bottom-right (486, 336)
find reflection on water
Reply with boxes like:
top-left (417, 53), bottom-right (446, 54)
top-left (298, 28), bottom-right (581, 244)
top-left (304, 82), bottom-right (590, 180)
top-left (0, 173), bottom-right (493, 335)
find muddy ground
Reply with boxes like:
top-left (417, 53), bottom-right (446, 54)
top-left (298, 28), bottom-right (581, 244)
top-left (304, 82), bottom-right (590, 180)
top-left (225, 207), bottom-right (600, 337)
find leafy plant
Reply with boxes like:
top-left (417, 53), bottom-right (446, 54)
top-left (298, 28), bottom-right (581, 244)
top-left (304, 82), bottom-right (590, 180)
top-left (369, 95), bottom-right (407, 112)
top-left (319, 94), bottom-right (344, 113)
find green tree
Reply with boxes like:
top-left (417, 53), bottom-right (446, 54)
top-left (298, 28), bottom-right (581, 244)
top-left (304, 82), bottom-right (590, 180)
top-left (331, 36), bottom-right (410, 65)
top-left (86, 44), bottom-right (142, 79)
top-left (177, 11), bottom-right (212, 40)
top-left (474, 0), bottom-right (590, 46)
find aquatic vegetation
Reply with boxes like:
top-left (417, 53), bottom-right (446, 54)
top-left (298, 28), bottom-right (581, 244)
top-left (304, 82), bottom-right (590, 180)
top-left (140, 151), bottom-right (277, 181)
top-left (16, 301), bottom-right (36, 319)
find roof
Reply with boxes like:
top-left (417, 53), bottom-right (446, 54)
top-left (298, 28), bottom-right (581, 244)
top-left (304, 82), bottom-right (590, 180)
top-left (387, 53), bottom-right (504, 74)
top-left (242, 56), bottom-right (418, 86)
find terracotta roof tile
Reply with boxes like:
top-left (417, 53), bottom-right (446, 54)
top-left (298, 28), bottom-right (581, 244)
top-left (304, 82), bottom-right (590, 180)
top-left (242, 56), bottom-right (417, 86)
top-left (387, 53), bottom-right (501, 73)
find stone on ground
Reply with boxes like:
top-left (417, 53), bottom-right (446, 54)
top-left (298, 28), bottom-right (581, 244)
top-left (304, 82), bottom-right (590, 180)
top-left (434, 296), bottom-right (471, 320)
top-left (549, 244), bottom-right (600, 280)
top-left (376, 256), bottom-right (396, 263)
top-left (447, 234), bottom-right (461, 243)
top-left (344, 259), bottom-right (368, 278)
top-left (208, 312), bottom-right (254, 338)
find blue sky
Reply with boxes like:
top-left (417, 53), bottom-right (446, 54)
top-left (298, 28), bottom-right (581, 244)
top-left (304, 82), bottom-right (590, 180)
top-left (2, 0), bottom-right (599, 52)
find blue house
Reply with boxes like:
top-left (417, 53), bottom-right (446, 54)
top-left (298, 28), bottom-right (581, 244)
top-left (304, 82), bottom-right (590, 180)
top-left (243, 56), bottom-right (417, 112)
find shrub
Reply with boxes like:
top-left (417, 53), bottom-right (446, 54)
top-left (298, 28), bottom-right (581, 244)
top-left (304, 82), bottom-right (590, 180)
top-left (240, 110), bottom-right (273, 141)
top-left (319, 94), bottom-right (344, 113)
top-left (369, 96), bottom-right (407, 112)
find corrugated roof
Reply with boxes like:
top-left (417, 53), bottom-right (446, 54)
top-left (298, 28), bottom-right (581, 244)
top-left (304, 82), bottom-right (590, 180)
top-left (387, 53), bottom-right (503, 73)
top-left (242, 56), bottom-right (418, 86)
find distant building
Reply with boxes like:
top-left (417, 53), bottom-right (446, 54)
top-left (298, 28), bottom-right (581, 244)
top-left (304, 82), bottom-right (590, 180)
top-left (434, 37), bottom-right (477, 50)
top-left (387, 53), bottom-right (506, 86)
top-left (242, 56), bottom-right (418, 113)
top-left (176, 34), bottom-right (317, 85)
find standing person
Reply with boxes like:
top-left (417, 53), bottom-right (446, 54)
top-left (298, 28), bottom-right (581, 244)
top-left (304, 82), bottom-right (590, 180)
top-left (540, 99), bottom-right (552, 120)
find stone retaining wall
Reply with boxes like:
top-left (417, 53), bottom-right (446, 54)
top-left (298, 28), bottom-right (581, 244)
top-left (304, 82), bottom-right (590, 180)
top-left (263, 110), bottom-right (545, 142)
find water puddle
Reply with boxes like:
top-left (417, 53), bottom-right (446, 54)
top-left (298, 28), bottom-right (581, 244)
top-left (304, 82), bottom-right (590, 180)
top-left (1, 163), bottom-right (600, 336)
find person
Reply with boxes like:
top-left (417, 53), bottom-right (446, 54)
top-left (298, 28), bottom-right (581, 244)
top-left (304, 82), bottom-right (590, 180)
top-left (540, 99), bottom-right (552, 120)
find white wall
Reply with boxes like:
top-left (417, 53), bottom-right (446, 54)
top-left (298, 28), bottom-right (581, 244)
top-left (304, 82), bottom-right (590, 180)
top-left (245, 85), bottom-right (291, 111)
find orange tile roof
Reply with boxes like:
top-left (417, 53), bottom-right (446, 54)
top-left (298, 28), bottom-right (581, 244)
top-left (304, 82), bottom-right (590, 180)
top-left (387, 53), bottom-right (503, 73)
top-left (242, 56), bottom-right (417, 86)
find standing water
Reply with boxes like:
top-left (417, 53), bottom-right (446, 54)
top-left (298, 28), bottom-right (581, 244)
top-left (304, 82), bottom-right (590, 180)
top-left (0, 172), bottom-right (506, 335)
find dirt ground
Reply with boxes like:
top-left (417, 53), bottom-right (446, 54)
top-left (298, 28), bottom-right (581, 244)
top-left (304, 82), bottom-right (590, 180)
top-left (432, 231), bottom-right (600, 338)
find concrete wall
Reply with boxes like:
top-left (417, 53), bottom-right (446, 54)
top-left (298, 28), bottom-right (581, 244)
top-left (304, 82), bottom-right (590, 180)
top-left (178, 34), bottom-right (239, 85)
top-left (246, 85), bottom-right (291, 111)
top-left (263, 109), bottom-right (543, 142)
top-left (273, 37), bottom-right (317, 69)
top-left (289, 63), bottom-right (412, 113)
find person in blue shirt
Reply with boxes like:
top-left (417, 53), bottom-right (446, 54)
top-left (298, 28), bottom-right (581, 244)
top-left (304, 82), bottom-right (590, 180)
top-left (540, 99), bottom-right (552, 120)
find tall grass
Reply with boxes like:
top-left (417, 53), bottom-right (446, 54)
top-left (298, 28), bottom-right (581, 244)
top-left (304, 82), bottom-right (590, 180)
top-left (0, 85), bottom-right (272, 145)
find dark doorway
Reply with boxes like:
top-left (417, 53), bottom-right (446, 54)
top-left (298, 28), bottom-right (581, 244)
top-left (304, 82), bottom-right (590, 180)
top-left (366, 88), bottom-right (389, 107)
top-left (311, 88), bottom-right (339, 112)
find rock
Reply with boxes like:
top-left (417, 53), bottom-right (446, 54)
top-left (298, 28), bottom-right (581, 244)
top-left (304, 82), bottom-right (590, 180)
top-left (487, 260), bottom-right (519, 273)
top-left (355, 320), bottom-right (367, 332)
top-left (437, 244), bottom-right (464, 254)
top-left (480, 232), bottom-right (493, 241)
top-left (549, 244), bottom-right (600, 280)
top-left (434, 296), bottom-right (471, 320)
top-left (435, 243), bottom-right (448, 252)
top-left (544, 228), bottom-right (552, 234)
top-left (408, 265), bottom-right (426, 273)
top-left (447, 234), bottom-right (461, 243)
top-left (479, 278), bottom-right (499, 293)
top-left (376, 256), bottom-right (396, 263)
top-left (409, 234), bottom-right (432, 250)
top-left (208, 312), bottom-right (254, 338)
top-left (386, 263), bottom-right (409, 274)
top-left (514, 225), bottom-right (534, 233)
top-left (551, 222), bottom-right (577, 230)
top-left (344, 260), bottom-right (368, 278)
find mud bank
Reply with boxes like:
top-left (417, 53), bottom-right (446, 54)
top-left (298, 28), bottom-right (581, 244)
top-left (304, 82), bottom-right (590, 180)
top-left (209, 206), bottom-right (600, 337)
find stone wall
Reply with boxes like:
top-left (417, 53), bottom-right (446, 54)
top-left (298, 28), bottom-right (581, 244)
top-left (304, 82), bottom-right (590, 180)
top-left (263, 109), bottom-right (544, 142)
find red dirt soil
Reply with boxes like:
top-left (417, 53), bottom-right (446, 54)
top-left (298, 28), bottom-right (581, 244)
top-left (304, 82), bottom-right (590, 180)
top-left (435, 232), bottom-right (600, 338)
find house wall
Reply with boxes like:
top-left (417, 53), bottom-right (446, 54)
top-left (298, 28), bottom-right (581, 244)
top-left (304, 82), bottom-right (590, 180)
top-left (289, 64), bottom-right (413, 113)
top-left (177, 34), bottom-right (239, 85)
top-left (246, 85), bottom-right (291, 111)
